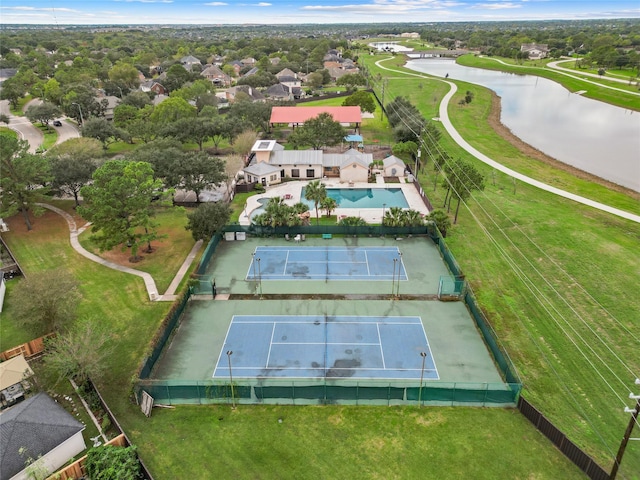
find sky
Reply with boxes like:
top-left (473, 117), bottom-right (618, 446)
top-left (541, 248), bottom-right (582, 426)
top-left (1, 0), bottom-right (639, 25)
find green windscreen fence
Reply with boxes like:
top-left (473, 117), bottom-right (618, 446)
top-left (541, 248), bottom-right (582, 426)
top-left (137, 380), bottom-right (521, 406)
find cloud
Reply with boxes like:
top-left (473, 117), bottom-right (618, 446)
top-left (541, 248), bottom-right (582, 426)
top-left (1, 6), bottom-right (82, 12)
top-left (472, 2), bottom-right (522, 9)
top-left (204, 2), bottom-right (228, 5)
top-left (255, 2), bottom-right (271, 6)
top-left (113, 0), bottom-right (173, 3)
top-left (301, 0), bottom-right (464, 14)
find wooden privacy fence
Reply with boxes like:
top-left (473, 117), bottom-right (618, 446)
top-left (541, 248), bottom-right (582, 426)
top-left (47, 434), bottom-right (128, 480)
top-left (0, 333), bottom-right (54, 361)
top-left (517, 396), bottom-right (610, 480)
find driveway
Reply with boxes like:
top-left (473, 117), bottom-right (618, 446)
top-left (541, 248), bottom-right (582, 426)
top-left (0, 99), bottom-right (44, 153)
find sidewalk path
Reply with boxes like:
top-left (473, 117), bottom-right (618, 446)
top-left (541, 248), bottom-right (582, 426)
top-left (374, 57), bottom-right (640, 224)
top-left (39, 203), bottom-right (202, 302)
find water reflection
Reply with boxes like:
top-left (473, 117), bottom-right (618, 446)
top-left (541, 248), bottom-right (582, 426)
top-left (406, 59), bottom-right (640, 192)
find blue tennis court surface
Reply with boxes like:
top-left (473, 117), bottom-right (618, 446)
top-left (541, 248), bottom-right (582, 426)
top-left (246, 246), bottom-right (407, 281)
top-left (213, 315), bottom-right (438, 380)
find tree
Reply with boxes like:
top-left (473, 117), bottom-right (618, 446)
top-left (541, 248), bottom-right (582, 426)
top-left (108, 62), bottom-right (141, 89)
top-left (128, 137), bottom-right (183, 186)
top-left (85, 445), bottom-right (141, 480)
top-left (0, 76), bottom-right (26, 109)
top-left (288, 113), bottom-right (346, 150)
top-left (427, 209), bottom-right (451, 238)
top-left (43, 318), bottom-right (114, 387)
top-left (12, 270), bottom-right (81, 335)
top-left (342, 90), bottom-right (376, 113)
top-left (386, 96), bottom-right (424, 142)
top-left (392, 141), bottom-right (418, 163)
top-left (47, 138), bottom-right (103, 206)
top-left (442, 158), bottom-right (486, 224)
top-left (337, 73), bottom-right (367, 89)
top-left (305, 71), bottom-right (324, 88)
top-left (79, 160), bottom-right (165, 261)
top-left (304, 180), bottom-right (326, 225)
top-left (339, 216), bottom-right (367, 226)
top-left (233, 129), bottom-right (259, 157)
top-left (25, 101), bottom-right (60, 130)
top-left (82, 117), bottom-right (127, 150)
top-left (320, 197), bottom-right (337, 217)
top-left (0, 113), bottom-right (9, 125)
top-left (162, 116), bottom-right (216, 151)
top-left (228, 100), bottom-right (272, 133)
top-left (149, 96), bottom-right (196, 125)
top-left (176, 152), bottom-right (226, 204)
top-left (0, 132), bottom-right (52, 230)
top-left (185, 202), bottom-right (232, 241)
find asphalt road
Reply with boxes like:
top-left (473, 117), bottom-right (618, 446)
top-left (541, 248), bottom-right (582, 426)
top-left (1, 99), bottom-right (44, 153)
top-left (23, 98), bottom-right (81, 146)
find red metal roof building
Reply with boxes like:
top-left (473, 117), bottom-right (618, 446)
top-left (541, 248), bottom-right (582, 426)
top-left (269, 106), bottom-right (362, 131)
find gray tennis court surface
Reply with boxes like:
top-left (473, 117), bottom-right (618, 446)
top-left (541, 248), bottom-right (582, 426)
top-left (213, 315), bottom-right (437, 380)
top-left (246, 246), bottom-right (407, 281)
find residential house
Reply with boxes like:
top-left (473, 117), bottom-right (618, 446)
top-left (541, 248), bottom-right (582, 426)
top-left (140, 79), bottom-right (168, 95)
top-left (382, 155), bottom-right (407, 177)
top-left (242, 67), bottom-right (259, 78)
top-left (0, 393), bottom-right (86, 480)
top-left (181, 55), bottom-right (202, 71)
top-left (228, 60), bottom-right (244, 76)
top-left (265, 83), bottom-right (294, 101)
top-left (0, 354), bottom-right (33, 409)
top-left (210, 55), bottom-right (225, 66)
top-left (521, 43), bottom-right (549, 59)
top-left (225, 85), bottom-right (265, 103)
top-left (269, 57), bottom-right (281, 66)
top-left (243, 140), bottom-right (372, 186)
top-left (275, 68), bottom-right (297, 80)
top-left (97, 95), bottom-right (120, 121)
top-left (201, 64), bottom-right (231, 87)
top-left (240, 57), bottom-right (257, 67)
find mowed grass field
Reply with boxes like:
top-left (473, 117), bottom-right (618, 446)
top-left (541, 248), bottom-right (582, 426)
top-left (1, 57), bottom-right (638, 477)
top-left (2, 202), bottom-right (584, 478)
top-left (360, 53), bottom-right (640, 475)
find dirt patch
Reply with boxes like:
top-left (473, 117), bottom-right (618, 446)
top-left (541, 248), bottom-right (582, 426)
top-left (98, 240), bottom-right (166, 266)
top-left (487, 92), bottom-right (639, 200)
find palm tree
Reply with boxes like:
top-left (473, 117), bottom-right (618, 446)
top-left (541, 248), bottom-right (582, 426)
top-left (384, 207), bottom-right (406, 227)
top-left (404, 209), bottom-right (424, 227)
top-left (320, 197), bottom-right (337, 218)
top-left (265, 197), bottom-right (289, 227)
top-left (304, 180), bottom-right (326, 225)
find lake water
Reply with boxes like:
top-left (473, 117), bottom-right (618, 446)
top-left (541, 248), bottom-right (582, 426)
top-left (405, 59), bottom-right (640, 192)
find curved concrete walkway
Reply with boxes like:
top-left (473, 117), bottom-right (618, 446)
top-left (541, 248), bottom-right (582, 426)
top-left (39, 203), bottom-right (202, 302)
top-left (374, 57), bottom-right (640, 224)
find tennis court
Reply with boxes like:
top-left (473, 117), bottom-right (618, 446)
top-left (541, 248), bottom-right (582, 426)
top-left (246, 246), bottom-right (407, 281)
top-left (213, 315), bottom-right (437, 380)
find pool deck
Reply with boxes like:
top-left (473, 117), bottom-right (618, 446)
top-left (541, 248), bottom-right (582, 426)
top-left (239, 179), bottom-right (429, 226)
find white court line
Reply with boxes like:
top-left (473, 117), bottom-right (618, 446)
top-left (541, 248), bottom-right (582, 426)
top-left (283, 250), bottom-right (290, 275)
top-left (265, 322), bottom-right (276, 368)
top-left (377, 323), bottom-right (386, 369)
top-left (271, 342), bottom-right (381, 346)
top-left (234, 320), bottom-right (422, 325)
top-left (364, 250), bottom-right (371, 276)
top-left (229, 366), bottom-right (439, 372)
top-left (211, 315), bottom-right (237, 378)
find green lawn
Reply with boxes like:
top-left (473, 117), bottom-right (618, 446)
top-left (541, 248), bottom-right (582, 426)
top-left (77, 206), bottom-right (195, 294)
top-left (1, 194), bottom-right (588, 480)
top-left (2, 54), bottom-right (640, 477)
top-left (361, 53), bottom-right (640, 475)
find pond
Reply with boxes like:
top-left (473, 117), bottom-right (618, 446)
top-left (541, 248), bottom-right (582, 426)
top-left (406, 59), bottom-right (640, 192)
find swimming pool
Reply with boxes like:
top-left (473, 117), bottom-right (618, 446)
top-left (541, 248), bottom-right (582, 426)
top-left (301, 187), bottom-right (409, 209)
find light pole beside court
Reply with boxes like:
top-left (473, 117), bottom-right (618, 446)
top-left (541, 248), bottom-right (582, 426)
top-left (252, 252), bottom-right (257, 295)
top-left (71, 102), bottom-right (84, 126)
top-left (396, 252), bottom-right (403, 298)
top-left (391, 257), bottom-right (397, 299)
top-left (418, 352), bottom-right (427, 408)
top-left (257, 257), bottom-right (262, 298)
top-left (226, 350), bottom-right (236, 409)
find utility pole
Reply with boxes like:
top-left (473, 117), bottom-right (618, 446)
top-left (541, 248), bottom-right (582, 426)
top-left (610, 378), bottom-right (640, 479)
top-left (380, 79), bottom-right (387, 121)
